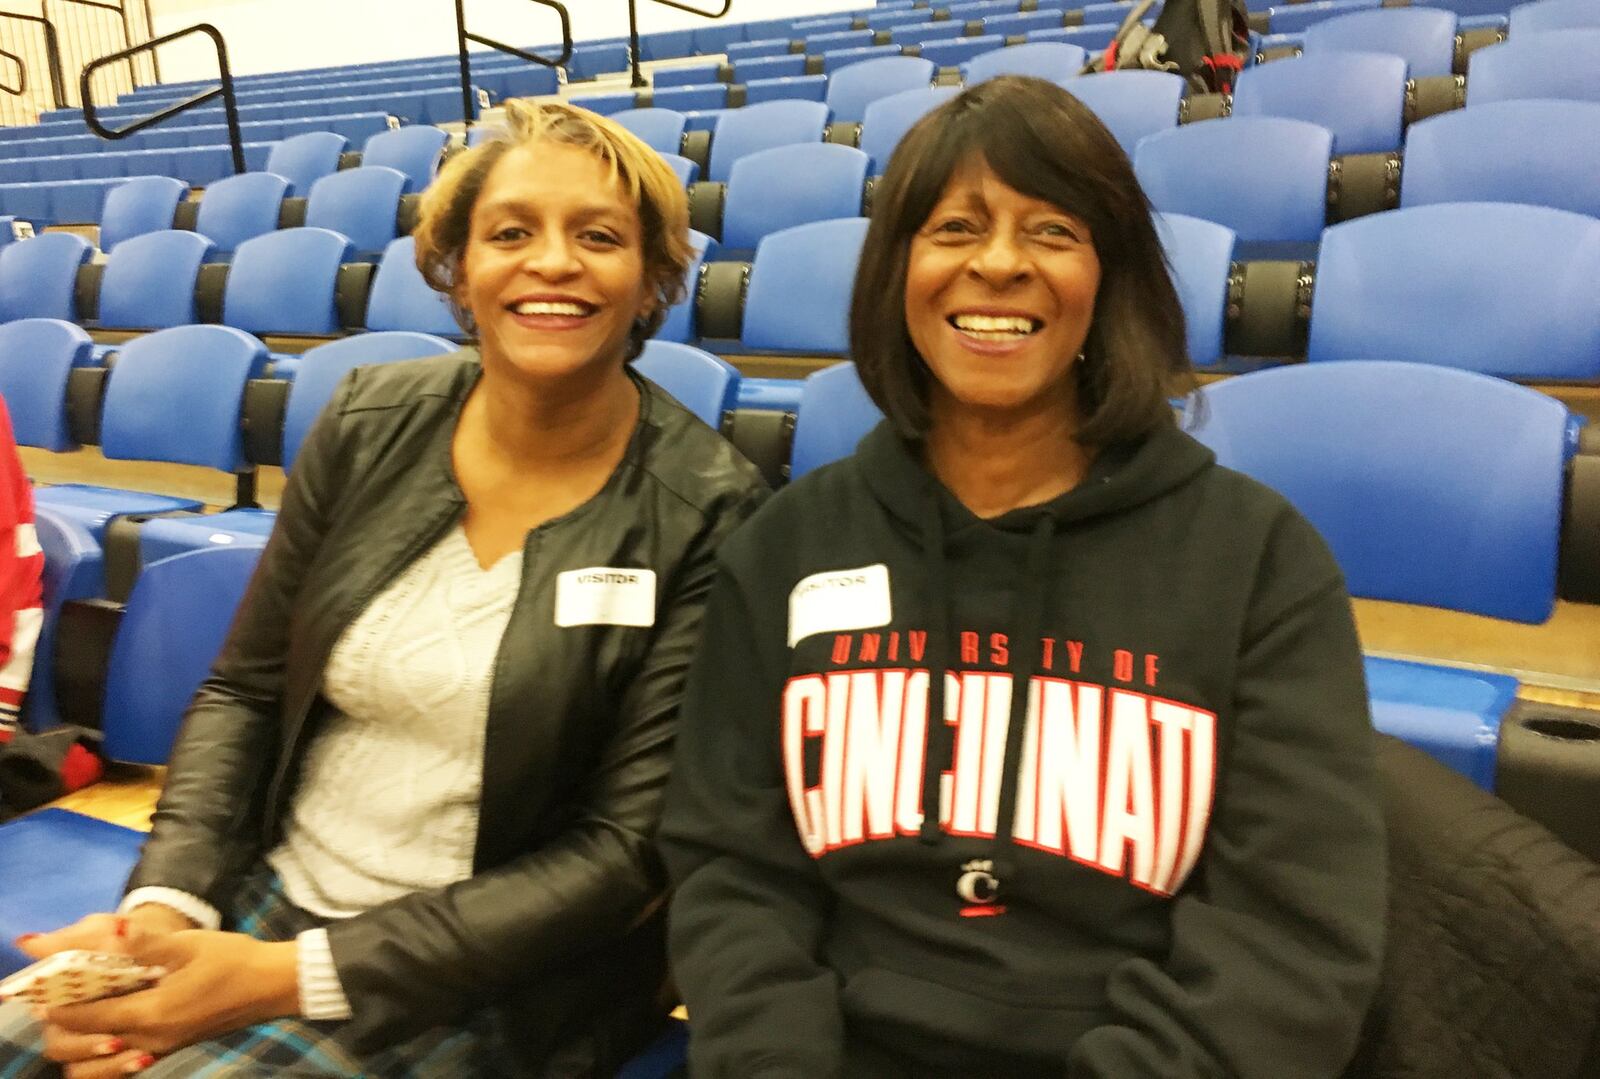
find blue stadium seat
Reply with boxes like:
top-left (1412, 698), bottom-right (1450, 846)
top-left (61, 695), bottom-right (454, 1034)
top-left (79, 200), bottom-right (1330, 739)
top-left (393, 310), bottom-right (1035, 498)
top-left (567, 91), bottom-right (638, 117)
top-left (824, 45), bottom-right (913, 76)
top-left (656, 230), bottom-right (716, 344)
top-left (708, 100), bottom-right (830, 183)
top-left (653, 63), bottom-right (722, 89)
top-left (1134, 118), bottom-right (1331, 256)
top-left (1262, 0), bottom-right (1382, 34)
top-left (859, 86), bottom-right (960, 174)
top-left (733, 54), bottom-right (809, 81)
top-left (1232, 51), bottom-right (1407, 153)
top-left (653, 83), bottom-right (731, 114)
top-left (632, 341), bottom-right (739, 428)
top-left (1060, 70), bottom-right (1185, 154)
top-left (96, 230), bottom-right (216, 330)
top-left (363, 235), bottom-right (463, 337)
top-left (280, 332), bottom-right (458, 471)
top-left (1187, 362), bottom-right (1570, 787)
top-left (22, 506), bottom-right (101, 732)
top-left (195, 171), bottom-right (290, 254)
top-left (361, 124), bottom-right (448, 190)
top-left (33, 325), bottom-right (267, 536)
top-left (0, 810), bottom-right (145, 976)
top-left (790, 361), bottom-right (883, 480)
top-left (1400, 100), bottom-right (1600, 218)
top-left (1301, 7), bottom-right (1459, 78)
top-left (660, 153), bottom-right (699, 186)
top-left (304, 165), bottom-right (409, 257)
top-left (613, 108), bottom-right (689, 156)
top-left (465, 124), bottom-right (503, 148)
top-left (964, 42), bottom-right (1088, 84)
top-left (720, 143), bottom-right (869, 252)
top-left (0, 319), bottom-right (94, 452)
top-left (223, 227), bottom-right (353, 335)
top-left (262, 130), bottom-right (347, 196)
top-left (1509, 0), bottom-right (1600, 34)
top-left (741, 218), bottom-right (870, 354)
top-left (1467, 30), bottom-right (1600, 105)
top-left (0, 233), bottom-right (90, 322)
top-left (982, 11), bottom-right (1076, 36)
top-left (99, 545), bottom-right (263, 765)
top-left (1154, 212), bottom-right (1235, 368)
top-left (1306, 202), bottom-right (1600, 380)
top-left (919, 35), bottom-right (1007, 68)
top-left (97, 176), bottom-right (186, 251)
top-left (826, 55), bottom-right (937, 123)
top-left (744, 74), bottom-right (831, 105)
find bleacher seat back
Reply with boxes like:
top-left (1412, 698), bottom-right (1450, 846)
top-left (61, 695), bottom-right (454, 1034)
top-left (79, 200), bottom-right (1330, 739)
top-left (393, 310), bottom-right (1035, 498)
top-left (1401, 100), bottom-right (1600, 218)
top-left (613, 108), bottom-right (690, 156)
top-left (102, 545), bottom-right (263, 764)
top-left (304, 165), bottom-right (409, 254)
top-left (365, 235), bottom-right (462, 337)
top-left (1509, 0), bottom-right (1600, 34)
top-left (1307, 201), bottom-right (1600, 379)
top-left (223, 227), bottom-right (353, 335)
top-left (1467, 30), bottom-right (1600, 105)
top-left (263, 131), bottom-right (348, 197)
top-left (722, 143), bottom-right (870, 251)
top-left (859, 86), bottom-right (961, 174)
top-left (661, 153), bottom-right (699, 186)
top-left (0, 810), bottom-right (145, 976)
top-left (0, 233), bottom-right (91, 322)
top-left (195, 171), bottom-right (291, 254)
top-left (827, 55), bottom-right (938, 123)
top-left (1231, 51), bottom-right (1407, 154)
top-left (632, 341), bottom-right (739, 428)
top-left (97, 230), bottom-right (216, 330)
top-left (361, 125), bottom-right (449, 191)
top-left (1301, 7), bottom-right (1458, 78)
top-left (656, 230), bottom-right (715, 344)
top-left (791, 362), bottom-right (885, 480)
top-left (1060, 70), bottom-right (1186, 154)
top-left (0, 319), bottom-right (93, 451)
top-left (743, 218), bottom-right (870, 353)
top-left (965, 42), bottom-right (1089, 84)
top-left (98, 176), bottom-right (187, 252)
top-left (24, 506), bottom-right (103, 732)
top-left (282, 332), bottom-right (457, 471)
top-left (1187, 361), bottom-right (1566, 623)
top-left (101, 324), bottom-right (269, 470)
top-left (1154, 213), bottom-right (1235, 367)
top-left (1133, 118), bottom-right (1332, 242)
top-left (466, 125), bottom-right (505, 148)
top-left (709, 100), bottom-right (831, 184)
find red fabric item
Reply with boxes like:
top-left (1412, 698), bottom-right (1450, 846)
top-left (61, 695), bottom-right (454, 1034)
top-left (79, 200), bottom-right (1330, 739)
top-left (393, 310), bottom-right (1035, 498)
top-left (0, 395), bottom-right (41, 728)
top-left (57, 742), bottom-right (104, 792)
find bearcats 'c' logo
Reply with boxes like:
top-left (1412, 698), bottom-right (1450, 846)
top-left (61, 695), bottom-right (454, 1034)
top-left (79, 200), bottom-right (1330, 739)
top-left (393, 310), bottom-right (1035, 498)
top-left (957, 860), bottom-right (1006, 918)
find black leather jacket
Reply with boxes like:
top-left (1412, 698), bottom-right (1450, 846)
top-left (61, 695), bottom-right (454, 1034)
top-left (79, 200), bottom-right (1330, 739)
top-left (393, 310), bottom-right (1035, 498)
top-left (126, 351), bottom-right (767, 1068)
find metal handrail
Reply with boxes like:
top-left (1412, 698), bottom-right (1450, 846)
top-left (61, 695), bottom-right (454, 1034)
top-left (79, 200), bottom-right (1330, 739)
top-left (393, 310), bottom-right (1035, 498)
top-left (455, 0), bottom-right (573, 129)
top-left (55, 0), bottom-right (155, 87)
top-left (626, 0), bottom-right (733, 89)
top-left (0, 48), bottom-right (25, 97)
top-left (0, 12), bottom-right (67, 109)
top-left (81, 23), bottom-right (244, 176)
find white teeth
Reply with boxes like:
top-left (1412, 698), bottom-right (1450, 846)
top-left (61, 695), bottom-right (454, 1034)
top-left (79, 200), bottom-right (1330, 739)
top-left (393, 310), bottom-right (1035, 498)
top-left (513, 301), bottom-right (591, 316)
top-left (951, 313), bottom-right (1038, 336)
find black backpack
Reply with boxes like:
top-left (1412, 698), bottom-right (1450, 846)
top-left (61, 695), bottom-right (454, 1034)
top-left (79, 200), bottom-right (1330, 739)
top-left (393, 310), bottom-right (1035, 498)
top-left (1082, 0), bottom-right (1252, 95)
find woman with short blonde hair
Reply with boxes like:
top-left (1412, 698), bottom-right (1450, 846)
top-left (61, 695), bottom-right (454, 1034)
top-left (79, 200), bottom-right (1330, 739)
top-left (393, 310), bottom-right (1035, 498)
top-left (0, 100), bottom-right (764, 1077)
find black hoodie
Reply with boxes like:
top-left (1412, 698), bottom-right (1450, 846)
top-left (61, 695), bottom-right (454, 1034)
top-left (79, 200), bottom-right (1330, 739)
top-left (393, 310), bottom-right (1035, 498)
top-left (660, 421), bottom-right (1385, 1078)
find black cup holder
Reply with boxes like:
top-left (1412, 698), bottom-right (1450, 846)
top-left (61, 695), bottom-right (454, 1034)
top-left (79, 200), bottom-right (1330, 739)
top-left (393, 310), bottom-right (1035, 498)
top-left (1522, 716), bottom-right (1600, 742)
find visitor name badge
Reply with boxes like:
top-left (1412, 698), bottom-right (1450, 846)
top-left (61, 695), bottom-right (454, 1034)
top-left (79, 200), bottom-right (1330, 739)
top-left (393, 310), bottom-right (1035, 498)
top-left (788, 564), bottom-right (892, 647)
top-left (555, 567), bottom-right (657, 628)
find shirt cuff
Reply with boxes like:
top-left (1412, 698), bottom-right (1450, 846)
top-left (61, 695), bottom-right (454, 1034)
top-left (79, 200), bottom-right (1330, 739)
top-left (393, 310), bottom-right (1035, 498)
top-left (118, 887), bottom-right (221, 931)
top-left (295, 928), bottom-right (353, 1021)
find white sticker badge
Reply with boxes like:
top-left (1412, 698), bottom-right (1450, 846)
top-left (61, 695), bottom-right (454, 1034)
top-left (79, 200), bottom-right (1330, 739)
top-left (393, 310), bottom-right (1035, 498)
top-left (787, 564), bottom-right (892, 648)
top-left (555, 567), bottom-right (658, 628)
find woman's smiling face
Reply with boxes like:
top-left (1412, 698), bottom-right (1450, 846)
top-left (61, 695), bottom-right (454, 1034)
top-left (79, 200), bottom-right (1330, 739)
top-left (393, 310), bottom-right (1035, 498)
top-left (458, 140), bottom-right (654, 385)
top-left (904, 154), bottom-right (1102, 425)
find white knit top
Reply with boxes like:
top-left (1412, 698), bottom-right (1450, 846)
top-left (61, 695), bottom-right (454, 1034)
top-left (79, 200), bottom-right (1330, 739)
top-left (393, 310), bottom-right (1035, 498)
top-left (267, 523), bottom-right (523, 918)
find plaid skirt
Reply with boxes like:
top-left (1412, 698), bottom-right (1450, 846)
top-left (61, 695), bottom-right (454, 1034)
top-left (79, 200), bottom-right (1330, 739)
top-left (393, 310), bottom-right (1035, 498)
top-left (0, 867), bottom-right (521, 1078)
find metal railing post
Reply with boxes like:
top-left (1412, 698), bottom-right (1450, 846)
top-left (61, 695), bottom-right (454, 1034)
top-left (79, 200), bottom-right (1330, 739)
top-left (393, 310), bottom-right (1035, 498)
top-left (455, 0), bottom-right (572, 129)
top-left (0, 13), bottom-right (68, 110)
top-left (627, 0), bottom-right (733, 90)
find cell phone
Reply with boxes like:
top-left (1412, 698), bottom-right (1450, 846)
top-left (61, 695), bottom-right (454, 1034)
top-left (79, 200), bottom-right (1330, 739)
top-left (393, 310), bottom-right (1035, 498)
top-left (0, 950), bottom-right (163, 1008)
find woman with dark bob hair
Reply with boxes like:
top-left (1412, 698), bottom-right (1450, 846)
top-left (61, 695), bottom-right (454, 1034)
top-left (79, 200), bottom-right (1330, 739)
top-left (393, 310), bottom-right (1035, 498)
top-left (661, 76), bottom-right (1384, 1077)
top-left (0, 99), bottom-right (765, 1077)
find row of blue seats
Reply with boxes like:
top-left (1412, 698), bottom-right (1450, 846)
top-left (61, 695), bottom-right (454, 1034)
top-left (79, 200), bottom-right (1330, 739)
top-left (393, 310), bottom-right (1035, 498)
top-left (0, 113), bottom-right (392, 161)
top-left (0, 126), bottom-right (449, 228)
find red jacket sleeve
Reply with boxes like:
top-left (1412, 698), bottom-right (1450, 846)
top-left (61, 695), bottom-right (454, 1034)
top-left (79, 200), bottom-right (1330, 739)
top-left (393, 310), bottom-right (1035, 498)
top-left (0, 396), bottom-right (42, 730)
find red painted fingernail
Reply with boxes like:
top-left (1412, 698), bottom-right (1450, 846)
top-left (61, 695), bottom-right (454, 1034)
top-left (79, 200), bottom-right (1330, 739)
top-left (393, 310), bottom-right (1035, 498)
top-left (13, 933), bottom-right (37, 944)
top-left (126, 1054), bottom-right (156, 1073)
top-left (114, 918), bottom-right (130, 939)
top-left (100, 1038), bottom-right (125, 1055)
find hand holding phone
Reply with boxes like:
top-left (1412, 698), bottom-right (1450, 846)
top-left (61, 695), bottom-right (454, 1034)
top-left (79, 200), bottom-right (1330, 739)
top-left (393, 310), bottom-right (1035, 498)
top-left (0, 949), bottom-right (164, 1009)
